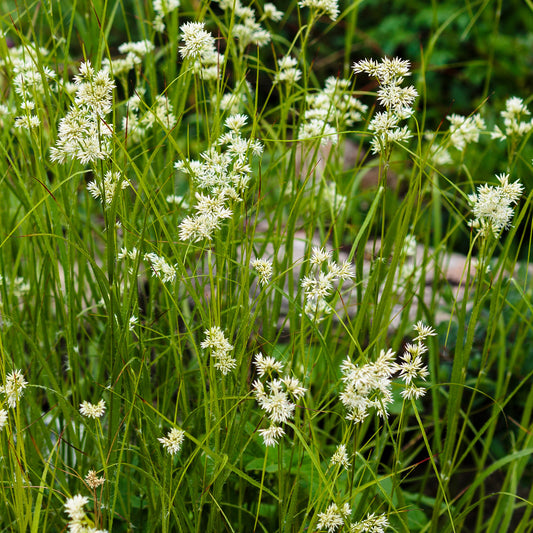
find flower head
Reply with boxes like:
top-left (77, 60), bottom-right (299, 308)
top-left (317, 502), bottom-right (351, 532)
top-left (79, 400), bottom-right (106, 419)
top-left (0, 409), bottom-right (8, 431)
top-left (298, 0), bottom-right (339, 21)
top-left (251, 258), bottom-right (273, 287)
top-left (201, 326), bottom-right (236, 375)
top-left (352, 56), bottom-right (417, 153)
top-left (330, 444), bottom-right (351, 470)
top-left (64, 494), bottom-right (89, 522)
top-left (158, 427), bottom-right (185, 455)
top-left (0, 369), bottom-right (28, 408)
top-left (468, 173), bottom-right (523, 237)
top-left (180, 22), bottom-right (216, 60)
top-left (85, 470), bottom-right (106, 489)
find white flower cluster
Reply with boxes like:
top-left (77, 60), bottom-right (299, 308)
top-left (158, 427), bottom-right (185, 455)
top-left (348, 512), bottom-right (390, 533)
top-left (87, 170), bottom-right (129, 208)
top-left (446, 113), bottom-right (486, 152)
top-left (397, 321), bottom-right (435, 400)
top-left (339, 348), bottom-right (396, 423)
top-left (176, 115), bottom-right (263, 242)
top-left (468, 173), bottom-right (524, 237)
top-left (317, 503), bottom-right (389, 532)
top-left (123, 89), bottom-right (177, 143)
top-left (85, 469), bottom-right (105, 489)
top-left (216, 81), bottom-right (252, 114)
top-left (102, 39), bottom-right (155, 76)
top-left (143, 252), bottom-right (177, 283)
top-left (0, 369), bottom-right (28, 409)
top-left (274, 55), bottom-right (302, 86)
top-left (178, 21), bottom-right (223, 81)
top-left (0, 42), bottom-right (58, 131)
top-left (0, 408), bottom-right (7, 431)
top-left (491, 96), bottom-right (533, 141)
top-left (330, 443), bottom-right (351, 470)
top-left (50, 61), bottom-right (115, 165)
top-left (79, 400), bottom-right (106, 419)
top-left (200, 326), bottom-right (236, 375)
top-left (353, 57), bottom-right (418, 154)
top-left (262, 3), bottom-right (284, 22)
top-left (2, 43), bottom-right (56, 98)
top-left (153, 0), bottom-right (180, 33)
top-left (317, 502), bottom-right (351, 533)
top-left (301, 247), bottom-right (355, 322)
top-left (252, 353), bottom-right (307, 446)
top-left (298, 0), bottom-right (339, 21)
top-left (340, 322), bottom-right (435, 423)
top-left (298, 77), bottom-right (368, 145)
top-left (64, 494), bottom-right (108, 533)
top-left (215, 0), bottom-right (271, 53)
top-left (117, 246), bottom-right (140, 276)
top-left (251, 258), bottom-right (273, 287)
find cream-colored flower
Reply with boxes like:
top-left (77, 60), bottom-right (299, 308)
top-left (158, 427), bottom-right (185, 455)
top-left (79, 400), bottom-right (106, 419)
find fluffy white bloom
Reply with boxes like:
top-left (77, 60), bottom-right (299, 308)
top-left (353, 57), bottom-right (411, 85)
top-left (302, 249), bottom-right (355, 322)
top-left (158, 427), bottom-right (185, 455)
top-left (339, 351), bottom-right (395, 423)
top-left (299, 0), bottom-right (339, 20)
top-left (251, 258), bottom-right (273, 286)
top-left (153, 0), bottom-right (180, 32)
top-left (491, 96), bottom-right (533, 141)
top-left (144, 252), bottom-right (177, 283)
top-left (51, 61), bottom-right (115, 165)
top-left (122, 90), bottom-right (176, 143)
top-left (87, 171), bottom-right (129, 207)
top-left (85, 470), bottom-right (106, 489)
top-left (317, 502), bottom-right (351, 532)
top-left (153, 0), bottom-right (180, 15)
top-left (348, 512), bottom-right (390, 532)
top-left (298, 118), bottom-right (337, 145)
top-left (330, 444), bottom-right (351, 469)
top-left (64, 494), bottom-right (89, 522)
top-left (353, 57), bottom-right (417, 153)
top-left (79, 400), bottom-right (106, 419)
top-left (258, 424), bottom-right (285, 447)
top-left (274, 55), bottom-right (301, 85)
top-left (0, 369), bottom-right (28, 408)
top-left (298, 76), bottom-right (367, 145)
top-left (263, 3), bottom-right (284, 21)
top-left (413, 321), bottom-right (436, 342)
top-left (253, 355), bottom-right (306, 446)
top-left (395, 323), bottom-right (433, 400)
top-left (281, 376), bottom-right (307, 399)
top-left (180, 22), bottom-right (216, 60)
top-left (118, 40), bottom-right (155, 58)
top-left (14, 114), bottom-right (40, 130)
top-left (468, 173), bottom-right (523, 237)
top-left (177, 115), bottom-right (262, 241)
top-left (201, 326), bottom-right (236, 375)
top-left (128, 315), bottom-right (139, 331)
top-left (0, 409), bottom-right (8, 431)
top-left (64, 493), bottom-right (108, 533)
top-left (447, 113), bottom-right (485, 151)
top-left (2, 43), bottom-right (56, 99)
top-left (254, 353), bottom-right (284, 377)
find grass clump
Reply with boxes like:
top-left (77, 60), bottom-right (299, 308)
top-left (0, 0), bottom-right (532, 531)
